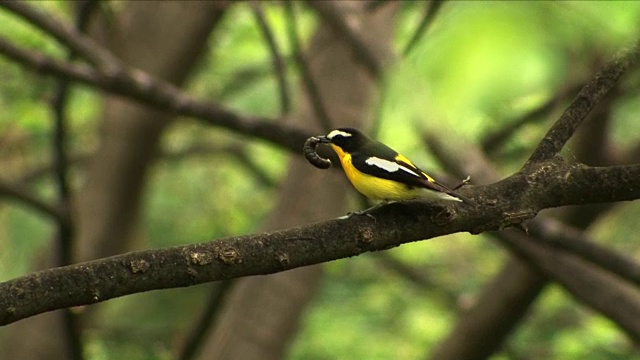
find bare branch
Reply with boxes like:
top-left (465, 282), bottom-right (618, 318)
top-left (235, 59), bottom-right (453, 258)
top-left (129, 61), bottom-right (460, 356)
top-left (428, 259), bottom-right (546, 360)
top-left (284, 1), bottom-right (333, 131)
top-left (0, 36), bottom-right (312, 152)
top-left (2, 158), bottom-right (640, 325)
top-left (0, 180), bottom-right (64, 223)
top-left (177, 280), bottom-right (235, 360)
top-left (499, 230), bottom-right (640, 342)
top-left (526, 41), bottom-right (640, 165)
top-left (49, 2), bottom-right (98, 359)
top-left (251, 2), bottom-right (291, 116)
top-left (0, 1), bottom-right (122, 73)
top-left (481, 84), bottom-right (581, 155)
top-left (531, 218), bottom-right (640, 288)
top-left (307, 0), bottom-right (384, 77)
top-left (402, 0), bottom-right (446, 56)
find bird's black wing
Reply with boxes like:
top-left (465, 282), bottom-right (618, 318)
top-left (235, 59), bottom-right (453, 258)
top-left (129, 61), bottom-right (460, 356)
top-left (350, 141), bottom-right (433, 188)
top-left (351, 141), bottom-right (473, 204)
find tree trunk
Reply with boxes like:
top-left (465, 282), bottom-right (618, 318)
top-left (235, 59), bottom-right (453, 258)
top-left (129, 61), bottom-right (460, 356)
top-left (193, 2), bottom-right (397, 359)
top-left (1, 2), bottom-right (226, 359)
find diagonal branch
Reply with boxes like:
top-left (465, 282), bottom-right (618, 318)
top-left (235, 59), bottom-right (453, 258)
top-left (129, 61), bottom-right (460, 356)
top-left (530, 218), bottom-right (640, 287)
top-left (0, 36), bottom-right (312, 153)
top-left (526, 41), bottom-right (640, 165)
top-left (251, 1), bottom-right (291, 116)
top-left (0, 180), bottom-right (65, 223)
top-left (0, 1), bottom-right (123, 72)
top-left (402, 0), bottom-right (446, 56)
top-left (284, 1), bottom-right (333, 131)
top-left (307, 0), bottom-right (384, 78)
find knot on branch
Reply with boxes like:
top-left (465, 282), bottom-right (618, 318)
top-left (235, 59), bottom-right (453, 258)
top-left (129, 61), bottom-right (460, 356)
top-left (217, 247), bottom-right (242, 265)
top-left (189, 251), bottom-right (214, 266)
top-left (431, 206), bottom-right (456, 226)
top-left (129, 259), bottom-right (150, 274)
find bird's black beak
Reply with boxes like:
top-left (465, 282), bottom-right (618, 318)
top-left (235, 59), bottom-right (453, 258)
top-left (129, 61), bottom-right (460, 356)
top-left (316, 136), bottom-right (331, 144)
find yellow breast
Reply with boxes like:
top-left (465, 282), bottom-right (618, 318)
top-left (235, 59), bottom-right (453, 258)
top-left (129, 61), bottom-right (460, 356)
top-left (331, 144), bottom-right (422, 201)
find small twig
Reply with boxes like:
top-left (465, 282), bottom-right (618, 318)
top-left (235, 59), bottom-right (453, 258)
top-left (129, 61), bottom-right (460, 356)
top-left (50, 2), bottom-right (98, 359)
top-left (307, 0), bottom-right (384, 78)
top-left (251, 2), bottom-right (291, 116)
top-left (531, 218), bottom-right (640, 288)
top-left (481, 84), bottom-right (582, 155)
top-left (0, 180), bottom-right (65, 223)
top-left (402, 0), bottom-right (446, 56)
top-left (284, 1), bottom-right (333, 132)
top-left (163, 143), bottom-right (277, 188)
top-left (526, 41), bottom-right (640, 165)
top-left (177, 280), bottom-right (235, 360)
top-left (0, 1), bottom-right (122, 73)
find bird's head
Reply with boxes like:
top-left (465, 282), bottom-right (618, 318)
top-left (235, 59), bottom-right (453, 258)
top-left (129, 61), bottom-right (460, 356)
top-left (318, 127), bottom-right (369, 153)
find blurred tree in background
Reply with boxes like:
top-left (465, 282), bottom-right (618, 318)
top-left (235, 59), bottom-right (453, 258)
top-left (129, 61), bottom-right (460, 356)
top-left (0, 1), bottom-right (639, 360)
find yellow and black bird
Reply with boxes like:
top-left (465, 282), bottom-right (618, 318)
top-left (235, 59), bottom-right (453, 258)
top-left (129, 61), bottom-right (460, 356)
top-left (317, 127), bottom-right (473, 206)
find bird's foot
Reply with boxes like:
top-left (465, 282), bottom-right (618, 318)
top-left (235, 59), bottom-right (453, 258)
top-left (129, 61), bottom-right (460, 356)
top-left (347, 200), bottom-right (395, 221)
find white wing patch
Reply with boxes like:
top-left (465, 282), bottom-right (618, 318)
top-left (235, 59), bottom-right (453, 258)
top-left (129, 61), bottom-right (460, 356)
top-left (365, 157), bottom-right (421, 177)
top-left (327, 129), bottom-right (353, 139)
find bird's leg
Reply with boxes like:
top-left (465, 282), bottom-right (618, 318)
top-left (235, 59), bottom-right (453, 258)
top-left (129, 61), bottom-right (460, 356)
top-left (348, 200), bottom-right (395, 220)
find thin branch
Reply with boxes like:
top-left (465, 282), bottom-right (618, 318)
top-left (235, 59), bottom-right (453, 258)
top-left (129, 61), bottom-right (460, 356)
top-left (284, 1), bottom-right (333, 131)
top-left (530, 218), bottom-right (640, 288)
top-left (402, 0), bottom-right (446, 57)
top-left (251, 2), bottom-right (291, 116)
top-left (2, 159), bottom-right (640, 325)
top-left (307, 0), bottom-right (384, 78)
top-left (526, 41), bottom-right (640, 165)
top-left (481, 84), bottom-right (581, 155)
top-left (497, 230), bottom-right (640, 342)
top-left (163, 143), bottom-right (278, 188)
top-left (177, 280), bottom-right (235, 360)
top-left (20, 143), bottom-right (278, 189)
top-left (428, 259), bottom-right (547, 360)
top-left (49, 2), bottom-right (98, 360)
top-left (0, 1), bottom-right (123, 73)
top-left (0, 36), bottom-right (312, 153)
top-left (0, 180), bottom-right (65, 223)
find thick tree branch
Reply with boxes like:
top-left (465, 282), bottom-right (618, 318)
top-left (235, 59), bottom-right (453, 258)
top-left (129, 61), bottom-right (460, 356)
top-left (429, 131), bottom-right (640, 284)
top-left (1, 159), bottom-right (640, 325)
top-left (526, 41), bottom-right (640, 165)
